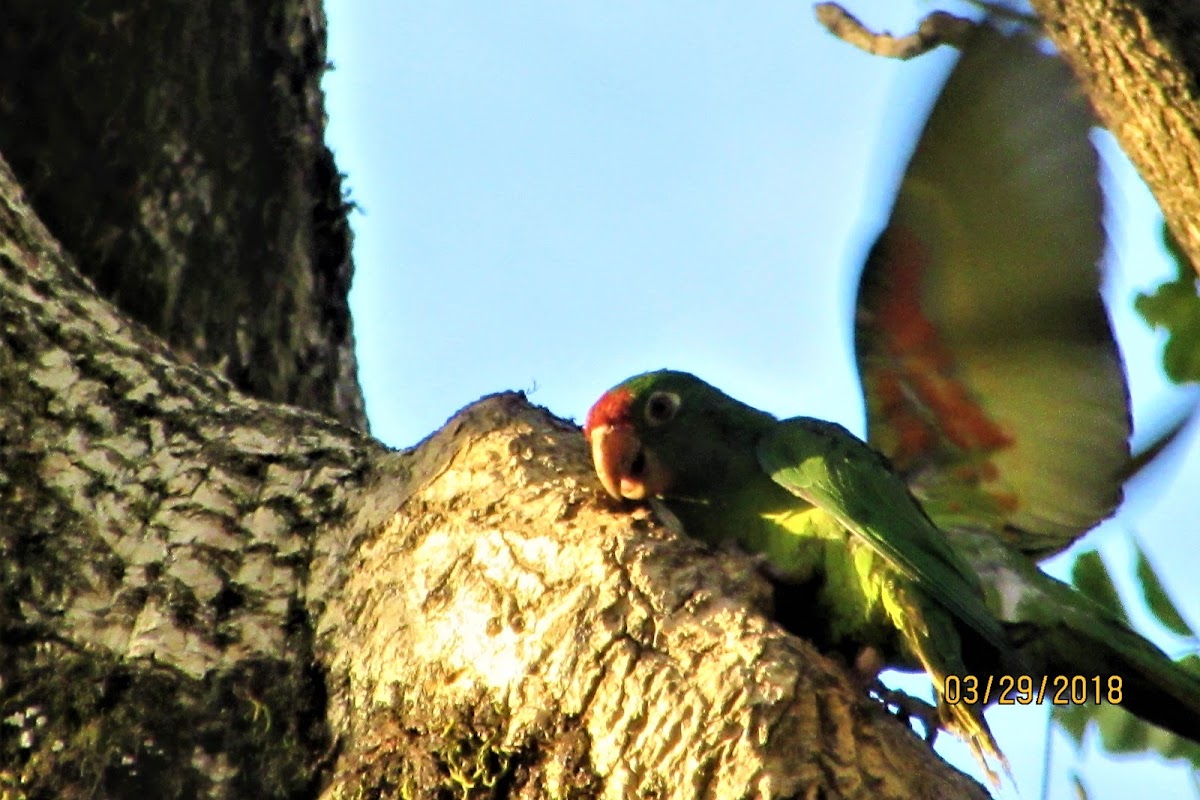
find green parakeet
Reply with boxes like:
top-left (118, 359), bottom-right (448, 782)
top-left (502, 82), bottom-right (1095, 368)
top-left (584, 370), bottom-right (1200, 783)
top-left (584, 369), bottom-right (1015, 781)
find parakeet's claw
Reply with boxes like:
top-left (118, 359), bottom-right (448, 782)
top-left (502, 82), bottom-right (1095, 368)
top-left (869, 681), bottom-right (941, 745)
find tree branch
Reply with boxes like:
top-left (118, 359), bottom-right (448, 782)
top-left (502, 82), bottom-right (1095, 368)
top-left (313, 391), bottom-right (989, 799)
top-left (814, 3), bottom-right (975, 59)
top-left (0, 143), bottom-right (987, 794)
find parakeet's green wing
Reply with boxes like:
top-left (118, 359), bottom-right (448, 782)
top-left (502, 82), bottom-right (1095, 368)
top-left (854, 25), bottom-right (1131, 557)
top-left (757, 416), bottom-right (1006, 650)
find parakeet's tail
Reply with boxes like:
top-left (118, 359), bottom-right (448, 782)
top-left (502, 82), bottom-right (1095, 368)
top-left (937, 690), bottom-right (1010, 789)
top-left (1017, 597), bottom-right (1200, 743)
top-left (900, 605), bottom-right (1012, 787)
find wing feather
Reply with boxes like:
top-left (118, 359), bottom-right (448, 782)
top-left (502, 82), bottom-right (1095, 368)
top-left (758, 416), bottom-right (1006, 649)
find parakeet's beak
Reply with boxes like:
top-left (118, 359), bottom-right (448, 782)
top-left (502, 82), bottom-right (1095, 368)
top-left (587, 422), bottom-right (668, 500)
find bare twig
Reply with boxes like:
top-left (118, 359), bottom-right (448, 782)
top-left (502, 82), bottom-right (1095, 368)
top-left (814, 3), bottom-right (976, 59)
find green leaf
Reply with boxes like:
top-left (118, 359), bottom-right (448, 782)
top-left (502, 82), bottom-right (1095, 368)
top-left (1133, 539), bottom-right (1197, 638)
top-left (1163, 219), bottom-right (1192, 272)
top-left (1093, 700), bottom-right (1148, 754)
top-left (1070, 550), bottom-right (1130, 625)
top-left (1181, 654), bottom-right (1200, 678)
top-left (1135, 223), bottom-right (1200, 384)
top-left (1054, 701), bottom-right (1200, 772)
top-left (1054, 702), bottom-right (1091, 747)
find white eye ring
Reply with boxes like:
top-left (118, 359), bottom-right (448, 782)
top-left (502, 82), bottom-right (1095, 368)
top-left (644, 391), bottom-right (681, 426)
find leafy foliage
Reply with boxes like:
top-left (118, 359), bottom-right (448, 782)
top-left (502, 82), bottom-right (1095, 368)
top-left (1069, 550), bottom-right (1130, 626)
top-left (1135, 224), bottom-right (1200, 384)
top-left (1058, 549), bottom-right (1200, 772)
top-left (1134, 540), bottom-right (1197, 639)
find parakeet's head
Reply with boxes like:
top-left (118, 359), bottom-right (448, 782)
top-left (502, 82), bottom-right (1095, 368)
top-left (583, 370), bottom-right (774, 501)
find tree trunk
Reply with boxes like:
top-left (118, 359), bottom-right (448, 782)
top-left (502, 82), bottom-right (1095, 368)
top-left (1, 2), bottom-right (1010, 798)
top-left (0, 0), bottom-right (366, 430)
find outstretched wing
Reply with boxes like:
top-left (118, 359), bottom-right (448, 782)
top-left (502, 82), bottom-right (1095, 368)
top-left (854, 25), bottom-right (1131, 557)
top-left (757, 416), bottom-right (1006, 649)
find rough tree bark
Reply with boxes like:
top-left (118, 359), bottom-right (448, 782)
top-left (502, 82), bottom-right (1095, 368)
top-left (0, 142), bottom-right (986, 797)
top-left (0, 0), bottom-right (366, 430)
top-left (18, 1), bottom-right (1187, 798)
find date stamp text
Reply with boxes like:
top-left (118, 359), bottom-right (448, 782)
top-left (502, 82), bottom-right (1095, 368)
top-left (945, 675), bottom-right (1123, 705)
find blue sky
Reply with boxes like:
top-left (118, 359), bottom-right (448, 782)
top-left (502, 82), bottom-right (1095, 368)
top-left (324, 3), bottom-right (1200, 797)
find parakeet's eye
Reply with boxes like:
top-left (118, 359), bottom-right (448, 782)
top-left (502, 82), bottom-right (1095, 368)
top-left (643, 391), bottom-right (680, 426)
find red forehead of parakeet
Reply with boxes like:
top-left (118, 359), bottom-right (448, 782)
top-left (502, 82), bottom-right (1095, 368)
top-left (583, 386), bottom-right (634, 440)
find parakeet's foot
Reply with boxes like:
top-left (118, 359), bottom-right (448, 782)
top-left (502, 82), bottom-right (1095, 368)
top-left (869, 681), bottom-right (941, 745)
top-left (853, 646), bottom-right (885, 683)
